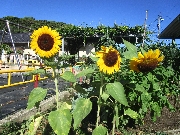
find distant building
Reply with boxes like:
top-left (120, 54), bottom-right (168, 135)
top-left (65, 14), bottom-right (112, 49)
top-left (158, 14), bottom-right (180, 43)
top-left (0, 29), bottom-right (144, 64)
top-left (0, 32), bottom-right (33, 64)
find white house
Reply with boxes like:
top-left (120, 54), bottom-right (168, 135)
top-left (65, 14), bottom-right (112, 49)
top-left (78, 43), bottom-right (95, 57)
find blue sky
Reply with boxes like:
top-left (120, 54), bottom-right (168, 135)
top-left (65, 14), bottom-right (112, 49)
top-left (0, 0), bottom-right (180, 43)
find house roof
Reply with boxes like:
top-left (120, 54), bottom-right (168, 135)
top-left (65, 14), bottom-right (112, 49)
top-left (158, 14), bottom-right (180, 39)
top-left (0, 33), bottom-right (31, 43)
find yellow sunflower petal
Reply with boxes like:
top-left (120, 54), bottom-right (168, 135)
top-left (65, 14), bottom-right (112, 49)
top-left (158, 55), bottom-right (164, 62)
top-left (96, 46), bottom-right (121, 74)
top-left (138, 52), bottom-right (144, 59)
top-left (130, 58), bottom-right (140, 72)
top-left (30, 26), bottom-right (62, 58)
top-left (153, 49), bottom-right (160, 58)
top-left (130, 49), bottom-right (164, 72)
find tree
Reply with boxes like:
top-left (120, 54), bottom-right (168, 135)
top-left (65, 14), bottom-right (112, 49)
top-left (0, 43), bottom-right (12, 60)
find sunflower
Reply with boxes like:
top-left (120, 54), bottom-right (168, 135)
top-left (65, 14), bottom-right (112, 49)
top-left (96, 46), bottom-right (121, 74)
top-left (130, 49), bottom-right (164, 72)
top-left (30, 26), bottom-right (62, 58)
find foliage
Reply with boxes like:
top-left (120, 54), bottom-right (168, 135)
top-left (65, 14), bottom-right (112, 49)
top-left (0, 16), bottom-right (145, 57)
top-left (0, 43), bottom-right (12, 54)
top-left (22, 39), bottom-right (179, 134)
top-left (0, 16), bottom-right (66, 33)
top-left (0, 22), bottom-right (179, 134)
top-left (0, 16), bottom-right (144, 38)
top-left (0, 44), bottom-right (10, 51)
top-left (145, 41), bottom-right (180, 72)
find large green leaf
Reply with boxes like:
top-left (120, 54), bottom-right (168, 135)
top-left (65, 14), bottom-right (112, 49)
top-left (73, 98), bottom-right (92, 129)
top-left (92, 125), bottom-right (108, 135)
top-left (76, 68), bottom-right (95, 78)
top-left (151, 102), bottom-right (161, 122)
top-left (123, 39), bottom-right (137, 59)
top-left (90, 55), bottom-right (98, 62)
top-left (147, 72), bottom-right (154, 82)
top-left (30, 69), bottom-right (45, 74)
top-left (27, 87), bottom-right (47, 109)
top-left (48, 109), bottom-right (72, 135)
top-left (101, 91), bottom-right (109, 102)
top-left (25, 69), bottom-right (45, 76)
top-left (140, 46), bottom-right (146, 54)
top-left (106, 82), bottom-right (128, 106)
top-left (74, 83), bottom-right (87, 94)
top-left (124, 108), bottom-right (138, 119)
top-left (123, 51), bottom-right (136, 59)
top-left (123, 38), bottom-right (137, 53)
top-left (28, 116), bottom-right (43, 135)
top-left (61, 71), bottom-right (76, 82)
top-left (135, 84), bottom-right (146, 93)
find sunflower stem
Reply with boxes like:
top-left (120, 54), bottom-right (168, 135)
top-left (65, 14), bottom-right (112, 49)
top-left (112, 114), bottom-right (116, 135)
top-left (112, 104), bottom-right (118, 135)
top-left (53, 68), bottom-right (59, 110)
top-left (96, 72), bottom-right (104, 127)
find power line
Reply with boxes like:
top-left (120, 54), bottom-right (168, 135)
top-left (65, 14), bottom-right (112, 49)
top-left (0, 18), bottom-right (32, 31)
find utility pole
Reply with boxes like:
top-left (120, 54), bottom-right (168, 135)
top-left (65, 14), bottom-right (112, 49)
top-left (157, 15), bottom-right (164, 36)
top-left (157, 15), bottom-right (164, 43)
top-left (142, 10), bottom-right (148, 47)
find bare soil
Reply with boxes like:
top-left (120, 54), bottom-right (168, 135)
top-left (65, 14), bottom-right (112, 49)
top-left (127, 96), bottom-right (180, 135)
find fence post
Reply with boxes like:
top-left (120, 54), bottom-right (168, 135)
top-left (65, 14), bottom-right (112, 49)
top-left (8, 73), bottom-right (11, 86)
top-left (34, 74), bottom-right (38, 88)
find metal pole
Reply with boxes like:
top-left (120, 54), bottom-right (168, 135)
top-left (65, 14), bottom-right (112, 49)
top-left (6, 20), bottom-right (24, 82)
top-left (0, 28), bottom-right (7, 60)
top-left (157, 15), bottom-right (164, 43)
top-left (142, 10), bottom-right (148, 47)
top-left (0, 27), bottom-right (7, 45)
top-left (61, 38), bottom-right (64, 55)
top-left (157, 15), bottom-right (163, 36)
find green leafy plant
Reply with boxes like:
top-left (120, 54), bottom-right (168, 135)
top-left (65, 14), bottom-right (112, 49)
top-left (1, 24), bottom-right (179, 135)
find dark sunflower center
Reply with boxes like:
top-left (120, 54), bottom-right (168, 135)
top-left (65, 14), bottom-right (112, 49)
top-left (137, 59), bottom-right (158, 72)
top-left (104, 51), bottom-right (118, 67)
top-left (37, 34), bottom-right (54, 51)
